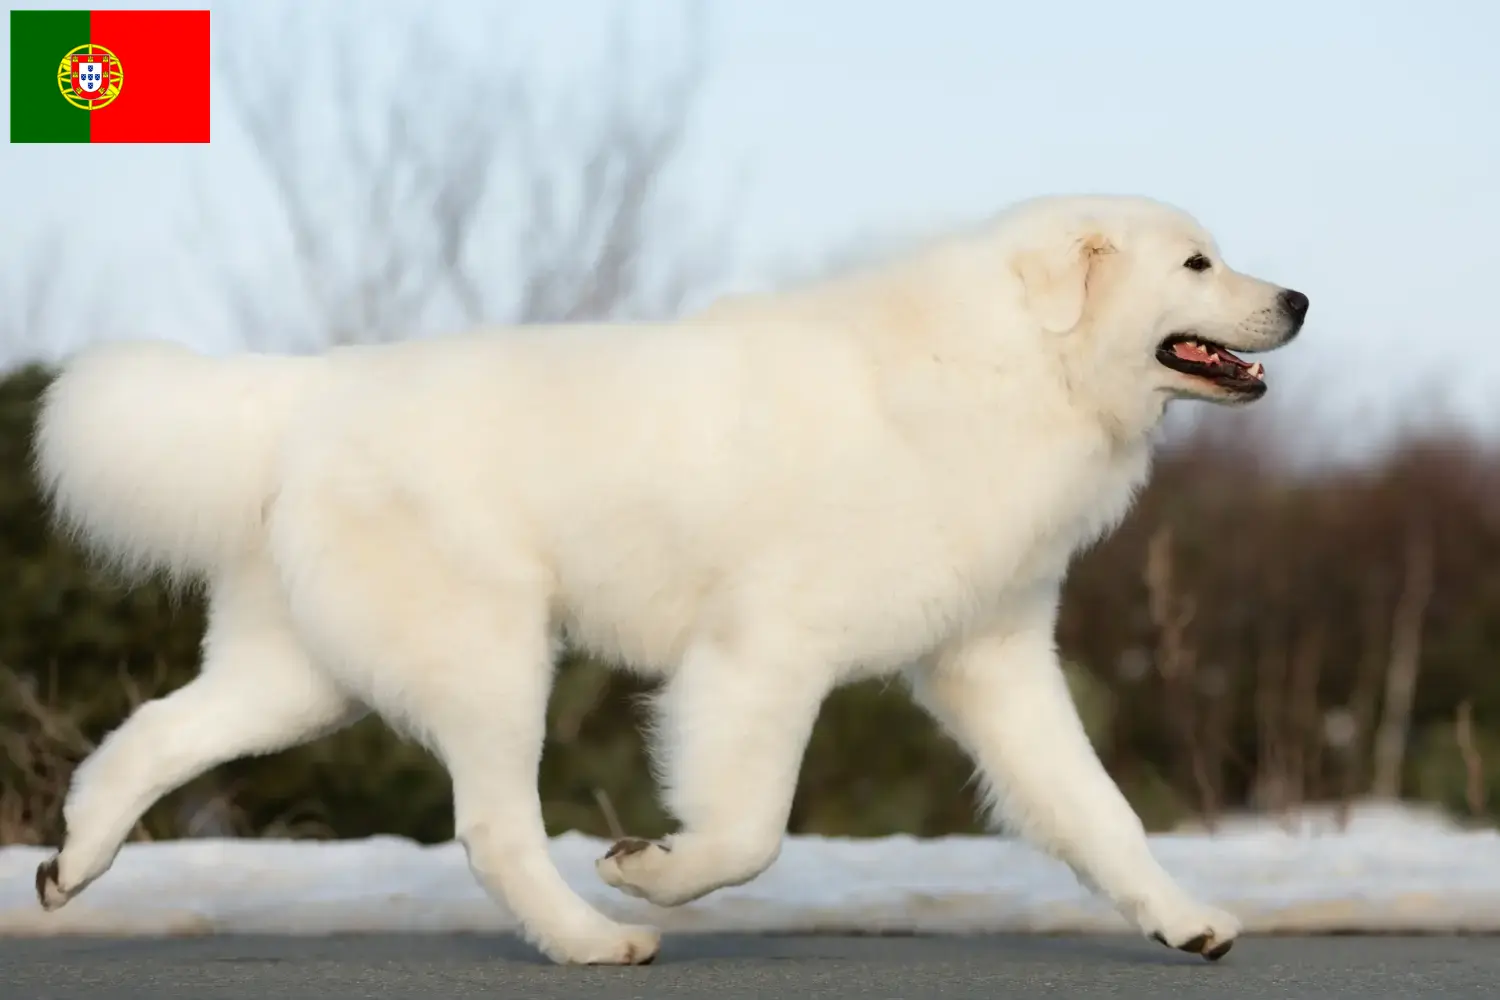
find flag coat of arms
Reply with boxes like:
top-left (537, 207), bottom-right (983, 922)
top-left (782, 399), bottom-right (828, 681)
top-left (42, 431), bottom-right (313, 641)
top-left (10, 9), bottom-right (210, 143)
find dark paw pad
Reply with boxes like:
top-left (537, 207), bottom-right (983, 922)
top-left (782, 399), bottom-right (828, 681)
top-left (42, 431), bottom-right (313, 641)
top-left (1154, 930), bottom-right (1233, 962)
top-left (1180, 932), bottom-right (1211, 955)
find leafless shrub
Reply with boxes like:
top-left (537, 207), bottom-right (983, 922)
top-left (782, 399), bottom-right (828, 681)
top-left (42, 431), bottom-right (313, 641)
top-left (1455, 700), bottom-right (1487, 818)
top-left (1370, 524), bottom-right (1435, 799)
top-left (204, 1), bottom-right (728, 351)
top-left (0, 663), bottom-right (154, 846)
top-left (1144, 526), bottom-right (1221, 829)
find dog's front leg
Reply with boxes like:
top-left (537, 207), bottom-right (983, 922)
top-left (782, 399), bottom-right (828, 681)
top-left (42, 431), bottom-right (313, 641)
top-left (906, 603), bottom-right (1241, 961)
top-left (595, 636), bottom-right (830, 906)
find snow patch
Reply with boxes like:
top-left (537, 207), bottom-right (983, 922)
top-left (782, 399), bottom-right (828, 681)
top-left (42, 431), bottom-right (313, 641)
top-left (1172, 798), bottom-right (1471, 838)
top-left (3, 808), bottom-right (1497, 937)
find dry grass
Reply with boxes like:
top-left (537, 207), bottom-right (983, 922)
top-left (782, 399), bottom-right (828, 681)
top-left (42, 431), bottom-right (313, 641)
top-left (0, 662), bottom-right (148, 846)
top-left (0, 662), bottom-right (334, 847)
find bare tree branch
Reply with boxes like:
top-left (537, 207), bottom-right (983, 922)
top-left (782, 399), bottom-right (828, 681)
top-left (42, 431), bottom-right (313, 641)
top-left (206, 1), bottom-right (724, 352)
top-left (1145, 525), bottom-right (1221, 829)
top-left (1370, 523), bottom-right (1435, 799)
top-left (1455, 700), bottom-right (1487, 819)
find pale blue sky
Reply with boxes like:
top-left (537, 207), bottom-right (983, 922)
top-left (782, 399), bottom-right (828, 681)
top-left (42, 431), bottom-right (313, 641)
top-left (3, 0), bottom-right (1498, 455)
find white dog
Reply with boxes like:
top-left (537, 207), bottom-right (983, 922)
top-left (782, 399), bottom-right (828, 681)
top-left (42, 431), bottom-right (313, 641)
top-left (32, 194), bottom-right (1307, 965)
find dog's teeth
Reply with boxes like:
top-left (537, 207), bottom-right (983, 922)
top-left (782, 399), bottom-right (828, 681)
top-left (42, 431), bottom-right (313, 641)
top-left (1207, 353), bottom-right (1220, 364)
top-left (1248, 362), bottom-right (1264, 379)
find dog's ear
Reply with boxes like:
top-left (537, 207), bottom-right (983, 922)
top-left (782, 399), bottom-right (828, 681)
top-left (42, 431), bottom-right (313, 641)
top-left (1012, 233), bottom-right (1116, 334)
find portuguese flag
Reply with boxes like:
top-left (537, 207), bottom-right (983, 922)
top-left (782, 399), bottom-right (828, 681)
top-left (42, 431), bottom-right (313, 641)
top-left (10, 9), bottom-right (210, 143)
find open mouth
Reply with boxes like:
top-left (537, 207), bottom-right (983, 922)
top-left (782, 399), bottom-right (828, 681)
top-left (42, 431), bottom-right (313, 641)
top-left (1156, 334), bottom-right (1267, 396)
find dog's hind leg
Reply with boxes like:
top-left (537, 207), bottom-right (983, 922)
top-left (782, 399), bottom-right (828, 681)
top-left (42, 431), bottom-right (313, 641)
top-left (37, 557), bottom-right (362, 910)
top-left (595, 635), bottom-right (829, 907)
top-left (375, 595), bottom-right (661, 966)
top-left (906, 607), bottom-right (1241, 962)
top-left (266, 477), bottom-right (658, 966)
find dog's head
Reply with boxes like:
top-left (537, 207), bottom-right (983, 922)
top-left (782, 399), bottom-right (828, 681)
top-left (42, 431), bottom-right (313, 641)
top-left (1004, 195), bottom-right (1308, 408)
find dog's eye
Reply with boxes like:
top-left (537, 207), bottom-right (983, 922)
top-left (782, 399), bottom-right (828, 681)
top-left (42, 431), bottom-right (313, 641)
top-left (1183, 254), bottom-right (1212, 272)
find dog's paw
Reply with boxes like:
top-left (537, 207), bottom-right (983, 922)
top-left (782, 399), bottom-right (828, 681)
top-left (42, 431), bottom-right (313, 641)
top-left (35, 856), bottom-right (77, 911)
top-left (595, 838), bottom-right (671, 901)
top-left (535, 920), bottom-right (662, 966)
top-left (1145, 901), bottom-right (1241, 961)
top-left (581, 925), bottom-right (661, 966)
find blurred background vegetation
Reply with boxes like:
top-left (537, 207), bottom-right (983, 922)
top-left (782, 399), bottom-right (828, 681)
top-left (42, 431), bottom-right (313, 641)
top-left (1, 4), bottom-right (1494, 847)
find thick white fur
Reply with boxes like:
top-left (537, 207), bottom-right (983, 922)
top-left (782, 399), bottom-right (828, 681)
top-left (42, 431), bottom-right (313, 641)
top-left (33, 194), bottom-right (1305, 965)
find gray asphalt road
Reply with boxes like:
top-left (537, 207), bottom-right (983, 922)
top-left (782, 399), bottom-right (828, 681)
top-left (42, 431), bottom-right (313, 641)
top-left (3, 933), bottom-right (1495, 999)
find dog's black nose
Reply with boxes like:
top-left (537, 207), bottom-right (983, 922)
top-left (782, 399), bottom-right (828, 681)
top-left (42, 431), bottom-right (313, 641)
top-left (1279, 289), bottom-right (1309, 323)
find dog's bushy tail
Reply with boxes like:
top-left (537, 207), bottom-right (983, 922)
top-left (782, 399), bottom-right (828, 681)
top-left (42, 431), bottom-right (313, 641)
top-left (33, 340), bottom-right (320, 583)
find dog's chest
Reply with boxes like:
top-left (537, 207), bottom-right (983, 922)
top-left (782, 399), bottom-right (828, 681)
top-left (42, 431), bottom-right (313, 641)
top-left (821, 438), bottom-right (1152, 677)
top-left (965, 439), bottom-right (1152, 598)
